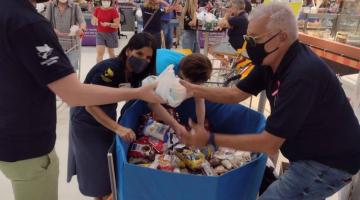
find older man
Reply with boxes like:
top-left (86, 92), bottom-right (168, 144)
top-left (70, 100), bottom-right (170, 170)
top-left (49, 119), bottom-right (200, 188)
top-left (180, 3), bottom-right (360, 199)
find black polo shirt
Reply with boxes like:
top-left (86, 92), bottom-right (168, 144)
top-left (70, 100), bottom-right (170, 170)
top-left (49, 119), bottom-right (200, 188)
top-left (0, 0), bottom-right (74, 162)
top-left (228, 11), bottom-right (248, 50)
top-left (237, 41), bottom-right (360, 174)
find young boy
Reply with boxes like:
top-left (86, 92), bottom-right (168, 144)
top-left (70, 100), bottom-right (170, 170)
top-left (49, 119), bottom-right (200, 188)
top-left (149, 53), bottom-right (213, 136)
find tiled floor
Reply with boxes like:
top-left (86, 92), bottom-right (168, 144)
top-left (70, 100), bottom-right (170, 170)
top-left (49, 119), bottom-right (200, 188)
top-left (0, 31), bottom-right (339, 200)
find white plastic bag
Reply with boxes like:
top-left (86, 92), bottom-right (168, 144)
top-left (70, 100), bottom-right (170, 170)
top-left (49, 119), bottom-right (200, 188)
top-left (142, 75), bottom-right (158, 86)
top-left (69, 25), bottom-right (80, 36)
top-left (155, 65), bottom-right (187, 107)
top-left (136, 7), bottom-right (143, 19)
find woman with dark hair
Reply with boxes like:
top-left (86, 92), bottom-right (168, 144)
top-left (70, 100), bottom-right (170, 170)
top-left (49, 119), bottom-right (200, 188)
top-left (67, 32), bottom-right (157, 200)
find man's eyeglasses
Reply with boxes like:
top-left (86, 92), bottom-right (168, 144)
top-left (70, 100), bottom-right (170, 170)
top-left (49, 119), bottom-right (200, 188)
top-left (243, 31), bottom-right (281, 47)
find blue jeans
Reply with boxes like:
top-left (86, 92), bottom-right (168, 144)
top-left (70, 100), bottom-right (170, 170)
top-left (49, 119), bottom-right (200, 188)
top-left (182, 29), bottom-right (200, 53)
top-left (161, 21), bottom-right (174, 49)
top-left (259, 160), bottom-right (352, 200)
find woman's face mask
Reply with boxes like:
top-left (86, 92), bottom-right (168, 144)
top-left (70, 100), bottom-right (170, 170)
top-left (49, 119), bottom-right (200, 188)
top-left (127, 56), bottom-right (150, 74)
top-left (102, 1), bottom-right (111, 8)
top-left (59, 0), bottom-right (68, 3)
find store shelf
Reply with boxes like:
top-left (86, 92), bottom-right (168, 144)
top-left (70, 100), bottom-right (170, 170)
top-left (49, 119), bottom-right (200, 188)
top-left (299, 33), bottom-right (360, 70)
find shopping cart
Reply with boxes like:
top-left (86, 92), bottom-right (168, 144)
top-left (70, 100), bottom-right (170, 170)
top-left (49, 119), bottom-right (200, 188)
top-left (56, 36), bottom-right (82, 109)
top-left (208, 41), bottom-right (255, 87)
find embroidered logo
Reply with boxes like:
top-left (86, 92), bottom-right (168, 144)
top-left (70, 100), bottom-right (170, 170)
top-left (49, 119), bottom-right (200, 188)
top-left (100, 68), bottom-right (114, 83)
top-left (36, 44), bottom-right (59, 66)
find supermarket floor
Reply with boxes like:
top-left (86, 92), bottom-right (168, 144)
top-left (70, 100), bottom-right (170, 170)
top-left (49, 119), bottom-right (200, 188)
top-left (0, 32), bottom-right (338, 200)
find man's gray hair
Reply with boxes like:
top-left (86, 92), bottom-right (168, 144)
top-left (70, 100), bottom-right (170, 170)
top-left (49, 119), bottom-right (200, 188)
top-left (249, 2), bottom-right (298, 41)
top-left (232, 0), bottom-right (246, 10)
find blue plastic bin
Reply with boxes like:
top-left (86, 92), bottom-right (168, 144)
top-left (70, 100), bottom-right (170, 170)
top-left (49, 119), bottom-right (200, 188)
top-left (116, 99), bottom-right (267, 200)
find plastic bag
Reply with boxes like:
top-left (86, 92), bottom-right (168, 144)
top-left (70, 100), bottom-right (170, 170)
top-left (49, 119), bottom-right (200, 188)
top-left (136, 7), bottom-right (142, 19)
top-left (69, 25), bottom-right (80, 36)
top-left (155, 65), bottom-right (187, 108)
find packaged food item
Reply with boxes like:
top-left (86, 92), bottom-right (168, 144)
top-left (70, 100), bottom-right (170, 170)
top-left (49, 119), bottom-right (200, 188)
top-left (143, 119), bottom-right (171, 142)
top-left (149, 155), bottom-right (160, 169)
top-left (221, 160), bottom-right (233, 170)
top-left (129, 157), bottom-right (150, 165)
top-left (201, 160), bottom-right (218, 176)
top-left (176, 148), bottom-right (206, 170)
top-left (214, 165), bottom-right (228, 175)
top-left (209, 157), bottom-right (221, 167)
top-left (158, 154), bottom-right (174, 172)
top-left (128, 136), bottom-right (155, 161)
top-left (148, 137), bottom-right (166, 154)
top-left (173, 168), bottom-right (181, 173)
top-left (171, 155), bottom-right (186, 168)
top-left (200, 145), bottom-right (216, 160)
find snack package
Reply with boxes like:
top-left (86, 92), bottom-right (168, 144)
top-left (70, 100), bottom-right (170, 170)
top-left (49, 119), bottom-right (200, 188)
top-left (175, 148), bottom-right (206, 170)
top-left (201, 160), bottom-right (218, 176)
top-left (143, 119), bottom-right (171, 141)
top-left (155, 65), bottom-right (187, 108)
top-left (128, 136), bottom-right (155, 161)
top-left (148, 137), bottom-right (166, 154)
top-left (214, 165), bottom-right (228, 175)
top-left (158, 154), bottom-right (174, 172)
top-left (200, 145), bottom-right (216, 160)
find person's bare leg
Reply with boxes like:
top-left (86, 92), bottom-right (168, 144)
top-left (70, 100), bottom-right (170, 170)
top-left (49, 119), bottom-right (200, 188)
top-left (96, 45), bottom-right (106, 63)
top-left (107, 48), bottom-right (116, 59)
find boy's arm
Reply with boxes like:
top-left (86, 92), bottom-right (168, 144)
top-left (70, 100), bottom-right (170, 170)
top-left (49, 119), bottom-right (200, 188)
top-left (148, 103), bottom-right (188, 136)
top-left (195, 97), bottom-right (205, 126)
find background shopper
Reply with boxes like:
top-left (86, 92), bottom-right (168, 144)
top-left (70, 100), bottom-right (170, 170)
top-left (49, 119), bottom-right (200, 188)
top-left (45, 0), bottom-right (86, 69)
top-left (92, 0), bottom-right (120, 63)
top-left (182, 0), bottom-right (200, 53)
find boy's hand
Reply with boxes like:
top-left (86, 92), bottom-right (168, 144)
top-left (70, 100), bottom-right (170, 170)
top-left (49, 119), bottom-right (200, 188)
top-left (173, 123), bottom-right (188, 139)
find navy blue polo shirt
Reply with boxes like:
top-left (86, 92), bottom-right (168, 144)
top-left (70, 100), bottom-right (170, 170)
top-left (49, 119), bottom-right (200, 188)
top-left (237, 41), bottom-right (360, 174)
top-left (228, 11), bottom-right (248, 50)
top-left (0, 0), bottom-right (74, 161)
top-left (72, 58), bottom-right (145, 126)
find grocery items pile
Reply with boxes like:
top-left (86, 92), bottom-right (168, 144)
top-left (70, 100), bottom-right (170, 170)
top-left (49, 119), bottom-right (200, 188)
top-left (127, 109), bottom-right (252, 176)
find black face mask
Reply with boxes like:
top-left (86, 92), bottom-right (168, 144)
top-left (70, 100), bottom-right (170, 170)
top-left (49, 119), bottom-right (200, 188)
top-left (245, 32), bottom-right (281, 66)
top-left (127, 56), bottom-right (149, 74)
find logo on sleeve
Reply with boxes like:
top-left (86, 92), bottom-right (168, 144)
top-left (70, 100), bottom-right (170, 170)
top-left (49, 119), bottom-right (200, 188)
top-left (100, 68), bottom-right (114, 83)
top-left (36, 44), bottom-right (59, 66)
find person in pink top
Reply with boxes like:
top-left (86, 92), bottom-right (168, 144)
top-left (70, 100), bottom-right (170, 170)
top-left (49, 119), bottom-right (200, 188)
top-left (92, 0), bottom-right (120, 63)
